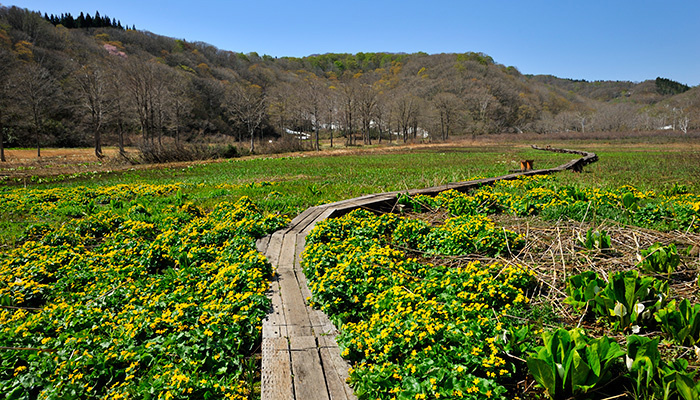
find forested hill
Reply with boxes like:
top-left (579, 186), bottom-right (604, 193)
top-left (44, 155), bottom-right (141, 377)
top-left (0, 5), bottom-right (698, 155)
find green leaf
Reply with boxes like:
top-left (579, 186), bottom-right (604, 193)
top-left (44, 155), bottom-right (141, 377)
top-left (402, 376), bottom-right (421, 394)
top-left (0, 294), bottom-right (13, 306)
top-left (585, 342), bottom-right (602, 377)
top-left (527, 357), bottom-right (557, 397)
top-left (571, 350), bottom-right (594, 393)
top-left (675, 373), bottom-right (699, 400)
top-left (622, 192), bottom-right (638, 210)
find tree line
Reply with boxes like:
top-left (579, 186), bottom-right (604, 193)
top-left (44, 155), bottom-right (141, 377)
top-left (0, 5), bottom-right (698, 162)
top-left (43, 11), bottom-right (131, 31)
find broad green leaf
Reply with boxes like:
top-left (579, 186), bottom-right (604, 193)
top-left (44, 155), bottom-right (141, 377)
top-left (675, 373), bottom-right (699, 400)
top-left (586, 343), bottom-right (602, 377)
top-left (527, 358), bottom-right (557, 397)
top-left (571, 350), bottom-right (593, 392)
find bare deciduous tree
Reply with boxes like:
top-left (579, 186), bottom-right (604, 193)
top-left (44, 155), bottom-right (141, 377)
top-left (13, 62), bottom-right (59, 158)
top-left (124, 58), bottom-right (170, 149)
top-left (355, 75), bottom-right (378, 145)
top-left (222, 82), bottom-right (266, 153)
top-left (167, 71), bottom-right (193, 147)
top-left (0, 47), bottom-right (16, 162)
top-left (432, 92), bottom-right (461, 140)
top-left (106, 58), bottom-right (130, 158)
top-left (338, 74), bottom-right (357, 146)
top-left (73, 62), bottom-right (111, 158)
top-left (298, 71), bottom-right (327, 151)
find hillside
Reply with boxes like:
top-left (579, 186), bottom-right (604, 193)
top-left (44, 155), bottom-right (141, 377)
top-left (0, 5), bottom-right (698, 160)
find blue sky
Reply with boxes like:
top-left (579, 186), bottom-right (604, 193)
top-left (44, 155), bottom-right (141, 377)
top-left (7, 0), bottom-right (700, 85)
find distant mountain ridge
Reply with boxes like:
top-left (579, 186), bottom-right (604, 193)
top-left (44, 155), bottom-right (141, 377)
top-left (0, 5), bottom-right (697, 157)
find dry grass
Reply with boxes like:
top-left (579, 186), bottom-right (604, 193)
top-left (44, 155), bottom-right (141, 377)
top-left (497, 216), bottom-right (699, 334)
top-left (406, 209), bottom-right (700, 333)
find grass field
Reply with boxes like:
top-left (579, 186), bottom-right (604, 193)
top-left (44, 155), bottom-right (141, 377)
top-left (1, 135), bottom-right (699, 399)
top-left (2, 137), bottom-right (699, 246)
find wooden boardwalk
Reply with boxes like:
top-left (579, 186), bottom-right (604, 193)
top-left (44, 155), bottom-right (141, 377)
top-left (256, 146), bottom-right (597, 400)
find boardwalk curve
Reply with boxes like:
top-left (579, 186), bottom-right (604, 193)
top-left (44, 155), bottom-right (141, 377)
top-left (255, 146), bottom-right (598, 400)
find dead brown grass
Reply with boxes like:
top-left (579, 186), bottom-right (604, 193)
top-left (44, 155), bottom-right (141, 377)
top-left (415, 212), bottom-right (700, 331)
top-left (0, 139), bottom-right (488, 181)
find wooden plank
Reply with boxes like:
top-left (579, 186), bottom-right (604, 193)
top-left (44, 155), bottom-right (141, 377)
top-left (318, 335), bottom-right (356, 400)
top-left (261, 337), bottom-right (294, 400)
top-left (295, 232), bottom-right (338, 336)
top-left (265, 230), bottom-right (285, 266)
top-left (328, 194), bottom-right (399, 217)
top-left (262, 273), bottom-right (288, 339)
top-left (290, 336), bottom-right (331, 400)
top-left (278, 268), bottom-right (313, 337)
top-left (302, 207), bottom-right (336, 234)
top-left (294, 232), bottom-right (306, 271)
top-left (323, 193), bottom-right (380, 208)
top-left (295, 269), bottom-right (337, 337)
top-left (290, 206), bottom-right (329, 235)
top-left (288, 206), bottom-right (320, 229)
top-left (278, 232), bottom-right (298, 271)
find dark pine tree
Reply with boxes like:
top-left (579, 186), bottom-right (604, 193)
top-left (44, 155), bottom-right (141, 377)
top-left (64, 13), bottom-right (75, 28)
top-left (76, 12), bottom-right (85, 28)
top-left (655, 77), bottom-right (691, 96)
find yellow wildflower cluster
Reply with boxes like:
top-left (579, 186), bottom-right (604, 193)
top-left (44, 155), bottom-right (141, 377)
top-left (404, 176), bottom-right (700, 233)
top-left (303, 209), bottom-right (536, 399)
top-left (0, 186), bottom-right (287, 399)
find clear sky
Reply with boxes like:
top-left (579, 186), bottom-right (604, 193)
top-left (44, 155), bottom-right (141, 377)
top-left (6, 0), bottom-right (700, 85)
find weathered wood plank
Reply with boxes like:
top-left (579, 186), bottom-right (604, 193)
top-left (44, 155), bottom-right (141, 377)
top-left (318, 335), bottom-right (356, 400)
top-left (278, 268), bottom-right (313, 337)
top-left (302, 207), bottom-right (336, 234)
top-left (294, 232), bottom-right (339, 337)
top-left (328, 194), bottom-right (400, 218)
top-left (262, 273), bottom-right (288, 339)
top-left (288, 206), bottom-right (320, 229)
top-left (323, 193), bottom-right (381, 209)
top-left (265, 230), bottom-right (285, 266)
top-left (289, 206), bottom-right (328, 235)
top-left (261, 337), bottom-right (293, 400)
top-left (295, 268), bottom-right (338, 337)
top-left (290, 336), bottom-right (331, 400)
top-left (277, 232), bottom-right (298, 271)
top-left (294, 232), bottom-right (306, 271)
